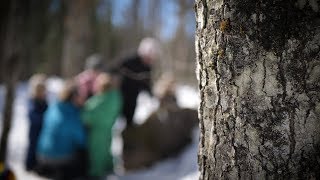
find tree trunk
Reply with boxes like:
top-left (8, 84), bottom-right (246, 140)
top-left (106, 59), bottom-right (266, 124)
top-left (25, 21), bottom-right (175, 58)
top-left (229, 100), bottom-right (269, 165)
top-left (147, 0), bottom-right (161, 36)
top-left (0, 0), bottom-right (27, 163)
top-left (195, 0), bottom-right (320, 179)
top-left (23, 0), bottom-right (50, 78)
top-left (0, 67), bottom-right (18, 162)
top-left (95, 0), bottom-right (113, 60)
top-left (173, 0), bottom-right (189, 81)
top-left (62, 0), bottom-right (94, 78)
top-left (43, 3), bottom-right (65, 76)
top-left (122, 0), bottom-right (142, 49)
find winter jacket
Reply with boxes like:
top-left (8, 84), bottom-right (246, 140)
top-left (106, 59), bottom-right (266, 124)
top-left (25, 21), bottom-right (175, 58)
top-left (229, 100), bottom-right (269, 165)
top-left (82, 89), bottom-right (122, 177)
top-left (37, 101), bottom-right (86, 160)
top-left (26, 98), bottom-right (47, 170)
top-left (112, 54), bottom-right (152, 125)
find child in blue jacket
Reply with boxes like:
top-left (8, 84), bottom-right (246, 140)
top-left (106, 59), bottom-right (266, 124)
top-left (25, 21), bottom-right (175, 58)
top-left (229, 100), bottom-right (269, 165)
top-left (25, 74), bottom-right (48, 171)
top-left (36, 81), bottom-right (86, 179)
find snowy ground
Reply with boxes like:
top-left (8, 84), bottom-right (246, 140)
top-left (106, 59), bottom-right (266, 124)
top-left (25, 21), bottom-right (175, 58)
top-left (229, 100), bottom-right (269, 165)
top-left (0, 77), bottom-right (200, 180)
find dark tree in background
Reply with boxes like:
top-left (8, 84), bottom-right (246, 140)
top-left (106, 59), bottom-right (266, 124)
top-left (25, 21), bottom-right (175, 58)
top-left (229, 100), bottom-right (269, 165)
top-left (24, 0), bottom-right (51, 77)
top-left (62, 0), bottom-right (95, 77)
top-left (196, 0), bottom-right (320, 179)
top-left (171, 0), bottom-right (195, 82)
top-left (0, 0), bottom-right (196, 82)
top-left (0, 0), bottom-right (29, 163)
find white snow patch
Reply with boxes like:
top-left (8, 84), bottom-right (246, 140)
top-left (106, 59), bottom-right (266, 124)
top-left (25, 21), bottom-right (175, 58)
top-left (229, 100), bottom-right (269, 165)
top-left (133, 92), bottom-right (159, 125)
top-left (46, 77), bottom-right (64, 103)
top-left (133, 84), bottom-right (199, 125)
top-left (175, 85), bottom-right (200, 110)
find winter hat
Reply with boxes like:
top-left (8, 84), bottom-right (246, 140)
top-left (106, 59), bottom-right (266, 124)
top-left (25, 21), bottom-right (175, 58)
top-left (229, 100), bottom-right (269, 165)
top-left (29, 74), bottom-right (47, 99)
top-left (59, 80), bottom-right (78, 102)
top-left (85, 54), bottom-right (103, 70)
top-left (138, 37), bottom-right (161, 62)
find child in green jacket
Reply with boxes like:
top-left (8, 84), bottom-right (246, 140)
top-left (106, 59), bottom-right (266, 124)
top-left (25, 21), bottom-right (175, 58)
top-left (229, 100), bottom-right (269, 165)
top-left (82, 73), bottom-right (122, 178)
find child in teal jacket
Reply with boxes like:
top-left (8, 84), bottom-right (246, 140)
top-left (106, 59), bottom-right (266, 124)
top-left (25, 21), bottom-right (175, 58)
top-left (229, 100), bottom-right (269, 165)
top-left (37, 81), bottom-right (86, 179)
top-left (82, 73), bottom-right (122, 177)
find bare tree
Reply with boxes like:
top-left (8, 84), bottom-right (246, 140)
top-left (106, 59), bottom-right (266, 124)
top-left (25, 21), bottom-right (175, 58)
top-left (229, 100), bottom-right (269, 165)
top-left (196, 0), bottom-right (320, 179)
top-left (171, 0), bottom-right (195, 83)
top-left (95, 0), bottom-right (115, 61)
top-left (147, 0), bottom-right (161, 36)
top-left (62, 0), bottom-right (95, 77)
top-left (120, 0), bottom-right (142, 50)
top-left (0, 0), bottom-right (28, 162)
top-left (23, 0), bottom-right (50, 77)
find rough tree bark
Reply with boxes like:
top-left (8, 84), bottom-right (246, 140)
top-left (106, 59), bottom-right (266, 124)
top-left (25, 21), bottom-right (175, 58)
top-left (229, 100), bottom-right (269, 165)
top-left (62, 0), bottom-right (94, 78)
top-left (195, 0), bottom-right (320, 179)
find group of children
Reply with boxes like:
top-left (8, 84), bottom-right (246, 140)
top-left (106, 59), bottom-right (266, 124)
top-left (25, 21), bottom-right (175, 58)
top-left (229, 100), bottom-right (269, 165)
top-left (25, 70), bottom-right (122, 179)
top-left (25, 37), bottom-right (161, 179)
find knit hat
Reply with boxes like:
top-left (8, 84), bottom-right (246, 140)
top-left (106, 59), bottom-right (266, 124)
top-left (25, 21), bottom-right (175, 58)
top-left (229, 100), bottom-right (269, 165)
top-left (29, 74), bottom-right (47, 99)
top-left (85, 54), bottom-right (103, 70)
top-left (138, 37), bottom-right (161, 62)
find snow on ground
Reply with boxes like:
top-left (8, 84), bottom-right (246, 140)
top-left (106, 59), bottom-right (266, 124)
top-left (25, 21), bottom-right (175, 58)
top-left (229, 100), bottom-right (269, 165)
top-left (0, 78), bottom-right (200, 180)
top-left (0, 83), bottom-right (47, 180)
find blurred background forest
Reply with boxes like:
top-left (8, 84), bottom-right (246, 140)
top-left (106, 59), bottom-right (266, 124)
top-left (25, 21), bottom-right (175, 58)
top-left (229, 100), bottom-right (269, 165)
top-left (0, 1), bottom-right (198, 178)
top-left (1, 0), bottom-right (196, 84)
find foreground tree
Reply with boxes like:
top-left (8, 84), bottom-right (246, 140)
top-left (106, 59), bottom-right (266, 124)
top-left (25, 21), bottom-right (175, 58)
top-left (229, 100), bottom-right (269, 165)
top-left (195, 0), bottom-right (320, 179)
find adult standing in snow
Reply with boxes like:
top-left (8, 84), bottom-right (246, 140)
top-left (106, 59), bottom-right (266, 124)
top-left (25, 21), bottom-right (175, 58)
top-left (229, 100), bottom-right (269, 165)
top-left (25, 74), bottom-right (48, 171)
top-left (82, 73), bottom-right (122, 178)
top-left (113, 37), bottom-right (160, 126)
top-left (76, 54), bottom-right (103, 105)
